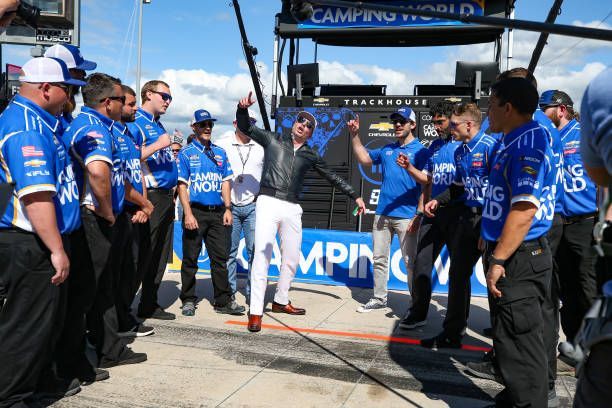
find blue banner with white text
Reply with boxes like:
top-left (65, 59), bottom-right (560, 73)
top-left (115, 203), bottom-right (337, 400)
top-left (168, 222), bottom-right (488, 297)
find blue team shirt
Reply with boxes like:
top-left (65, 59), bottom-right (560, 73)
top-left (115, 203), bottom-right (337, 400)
top-left (127, 108), bottom-right (177, 189)
top-left (481, 121), bottom-right (556, 241)
top-left (113, 122), bottom-right (144, 198)
top-left (177, 140), bottom-right (232, 206)
top-left (483, 111), bottom-right (564, 214)
top-left (559, 119), bottom-right (598, 216)
top-left (57, 111), bottom-right (73, 142)
top-left (63, 107), bottom-right (125, 214)
top-left (0, 95), bottom-right (80, 234)
top-left (368, 139), bottom-right (429, 219)
top-left (453, 130), bottom-right (499, 208)
top-left (423, 138), bottom-right (461, 198)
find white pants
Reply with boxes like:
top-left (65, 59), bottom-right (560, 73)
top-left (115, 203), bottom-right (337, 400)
top-left (249, 195), bottom-right (303, 315)
top-left (372, 214), bottom-right (417, 302)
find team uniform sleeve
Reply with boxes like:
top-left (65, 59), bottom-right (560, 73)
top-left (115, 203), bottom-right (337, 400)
top-left (72, 125), bottom-right (113, 166)
top-left (177, 151), bottom-right (190, 185)
top-left (221, 150), bottom-right (233, 181)
top-left (3, 131), bottom-right (57, 199)
top-left (368, 147), bottom-right (382, 165)
top-left (452, 148), bottom-right (465, 185)
top-left (126, 122), bottom-right (145, 148)
top-left (507, 145), bottom-right (548, 208)
top-left (413, 147), bottom-right (429, 171)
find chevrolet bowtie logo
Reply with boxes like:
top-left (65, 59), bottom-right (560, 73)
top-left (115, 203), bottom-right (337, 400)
top-left (369, 122), bottom-right (395, 131)
top-left (313, 97), bottom-right (329, 103)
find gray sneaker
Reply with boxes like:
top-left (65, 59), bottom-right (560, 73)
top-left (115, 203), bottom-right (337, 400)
top-left (214, 300), bottom-right (246, 315)
top-left (356, 298), bottom-right (387, 313)
top-left (182, 301), bottom-right (196, 317)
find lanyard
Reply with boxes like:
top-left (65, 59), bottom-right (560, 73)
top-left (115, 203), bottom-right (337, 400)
top-left (235, 144), bottom-right (253, 175)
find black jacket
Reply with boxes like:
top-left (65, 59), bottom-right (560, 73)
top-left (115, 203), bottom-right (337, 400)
top-left (236, 106), bottom-right (359, 204)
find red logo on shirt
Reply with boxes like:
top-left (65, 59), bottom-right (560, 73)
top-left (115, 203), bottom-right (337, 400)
top-left (21, 146), bottom-right (44, 157)
top-left (86, 131), bottom-right (104, 139)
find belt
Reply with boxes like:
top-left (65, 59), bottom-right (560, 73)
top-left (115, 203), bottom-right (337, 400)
top-left (258, 186), bottom-right (297, 203)
top-left (562, 212), bottom-right (597, 224)
top-left (0, 227), bottom-right (35, 235)
top-left (147, 187), bottom-right (173, 195)
top-left (485, 236), bottom-right (548, 253)
top-left (191, 203), bottom-right (224, 212)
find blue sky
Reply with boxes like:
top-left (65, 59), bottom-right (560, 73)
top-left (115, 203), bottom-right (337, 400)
top-left (4, 0), bottom-right (611, 137)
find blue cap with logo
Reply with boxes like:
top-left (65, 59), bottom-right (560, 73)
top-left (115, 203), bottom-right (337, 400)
top-left (193, 109), bottom-right (217, 124)
top-left (390, 106), bottom-right (416, 123)
top-left (539, 90), bottom-right (573, 109)
top-left (44, 44), bottom-right (97, 71)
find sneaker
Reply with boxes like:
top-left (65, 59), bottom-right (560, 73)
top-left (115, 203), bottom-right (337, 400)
top-left (356, 298), bottom-right (387, 313)
top-left (421, 333), bottom-right (462, 349)
top-left (36, 376), bottom-right (81, 399)
top-left (548, 388), bottom-right (559, 408)
top-left (118, 323), bottom-right (155, 337)
top-left (214, 300), bottom-right (246, 315)
top-left (138, 306), bottom-right (175, 320)
top-left (77, 368), bottom-right (110, 386)
top-left (98, 347), bottom-right (147, 369)
top-left (182, 301), bottom-right (196, 317)
top-left (465, 361), bottom-right (503, 383)
top-left (398, 314), bottom-right (426, 330)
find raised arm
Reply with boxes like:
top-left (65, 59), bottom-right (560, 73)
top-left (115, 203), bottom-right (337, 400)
top-left (347, 115), bottom-right (373, 166)
top-left (236, 92), bottom-right (272, 147)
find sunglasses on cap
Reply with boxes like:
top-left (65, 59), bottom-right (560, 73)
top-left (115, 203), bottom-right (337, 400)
top-left (195, 120), bottom-right (214, 128)
top-left (150, 90), bottom-right (173, 102)
top-left (99, 95), bottom-right (126, 104)
top-left (296, 115), bottom-right (314, 129)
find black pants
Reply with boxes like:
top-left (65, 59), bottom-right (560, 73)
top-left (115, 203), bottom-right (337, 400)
top-left (409, 205), bottom-right (462, 320)
top-left (139, 189), bottom-right (175, 315)
top-left (0, 231), bottom-right (62, 407)
top-left (487, 238), bottom-right (552, 408)
top-left (116, 209), bottom-right (151, 331)
top-left (556, 216), bottom-right (598, 342)
top-left (180, 206), bottom-right (232, 306)
top-left (543, 213), bottom-right (563, 391)
top-left (574, 340), bottom-right (612, 407)
top-left (442, 209), bottom-right (483, 339)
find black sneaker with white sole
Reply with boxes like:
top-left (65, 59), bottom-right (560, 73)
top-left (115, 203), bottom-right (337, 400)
top-left (98, 347), bottom-right (147, 369)
top-left (214, 300), bottom-right (246, 315)
top-left (421, 333), bottom-right (462, 349)
top-left (118, 323), bottom-right (155, 338)
top-left (465, 361), bottom-right (503, 383)
top-left (398, 314), bottom-right (426, 330)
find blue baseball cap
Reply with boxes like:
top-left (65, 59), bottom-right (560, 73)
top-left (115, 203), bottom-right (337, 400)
top-left (539, 90), bottom-right (573, 109)
top-left (44, 44), bottom-right (97, 71)
top-left (193, 109), bottom-right (217, 124)
top-left (19, 57), bottom-right (86, 86)
top-left (390, 106), bottom-right (416, 123)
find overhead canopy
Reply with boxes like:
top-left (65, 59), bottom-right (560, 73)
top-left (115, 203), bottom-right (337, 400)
top-left (277, 0), bottom-right (510, 47)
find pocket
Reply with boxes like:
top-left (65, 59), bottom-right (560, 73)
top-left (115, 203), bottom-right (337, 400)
top-left (498, 296), bottom-right (541, 335)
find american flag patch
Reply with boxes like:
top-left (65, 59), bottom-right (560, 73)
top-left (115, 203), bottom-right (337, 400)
top-left (22, 146), bottom-right (44, 157)
top-left (87, 131), bottom-right (104, 139)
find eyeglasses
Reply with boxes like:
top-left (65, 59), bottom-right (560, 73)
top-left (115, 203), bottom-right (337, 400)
top-left (296, 115), bottom-right (314, 130)
top-left (195, 120), bottom-right (214, 128)
top-left (392, 118), bottom-right (408, 126)
top-left (49, 82), bottom-right (70, 95)
top-left (150, 90), bottom-right (173, 102)
top-left (99, 95), bottom-right (126, 104)
top-left (172, 148), bottom-right (181, 154)
top-left (449, 120), bottom-right (472, 129)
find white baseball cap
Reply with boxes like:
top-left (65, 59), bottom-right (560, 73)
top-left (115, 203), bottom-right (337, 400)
top-left (19, 57), bottom-right (87, 86)
top-left (44, 44), bottom-right (97, 71)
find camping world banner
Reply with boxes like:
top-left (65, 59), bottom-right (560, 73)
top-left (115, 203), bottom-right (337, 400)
top-left (297, 0), bottom-right (486, 29)
top-left (168, 222), bottom-right (489, 297)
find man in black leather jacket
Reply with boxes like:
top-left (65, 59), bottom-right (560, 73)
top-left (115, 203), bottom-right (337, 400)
top-left (237, 92), bottom-right (366, 332)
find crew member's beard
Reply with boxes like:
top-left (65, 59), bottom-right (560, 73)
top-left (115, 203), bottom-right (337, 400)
top-left (121, 114), bottom-right (135, 123)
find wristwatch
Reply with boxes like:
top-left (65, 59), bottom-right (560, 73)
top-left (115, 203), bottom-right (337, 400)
top-left (488, 254), bottom-right (506, 267)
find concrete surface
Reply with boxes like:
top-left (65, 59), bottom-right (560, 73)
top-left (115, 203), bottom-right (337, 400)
top-left (50, 273), bottom-right (576, 407)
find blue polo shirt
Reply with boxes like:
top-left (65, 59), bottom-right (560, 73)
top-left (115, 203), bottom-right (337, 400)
top-left (453, 130), bottom-right (499, 208)
top-left (177, 140), bottom-right (232, 206)
top-left (368, 139), bottom-right (429, 219)
top-left (0, 95), bottom-right (80, 234)
top-left (57, 111), bottom-right (74, 143)
top-left (482, 121), bottom-right (555, 241)
top-left (63, 107), bottom-right (125, 214)
top-left (423, 138), bottom-right (461, 198)
top-left (559, 119), bottom-right (598, 216)
top-left (534, 109), bottom-right (564, 215)
top-left (127, 108), bottom-right (177, 190)
top-left (113, 122), bottom-right (144, 198)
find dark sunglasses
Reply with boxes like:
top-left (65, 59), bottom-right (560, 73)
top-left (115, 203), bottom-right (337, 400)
top-left (49, 82), bottom-right (70, 94)
top-left (297, 115), bottom-right (314, 129)
top-left (99, 95), bottom-right (126, 104)
top-left (151, 90), bottom-right (173, 102)
top-left (195, 120), bottom-right (214, 128)
top-left (449, 120), bottom-right (471, 129)
top-left (172, 148), bottom-right (181, 153)
top-left (392, 118), bottom-right (408, 126)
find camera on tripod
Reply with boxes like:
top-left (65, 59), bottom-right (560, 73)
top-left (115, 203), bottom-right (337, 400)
top-left (12, 1), bottom-right (41, 28)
